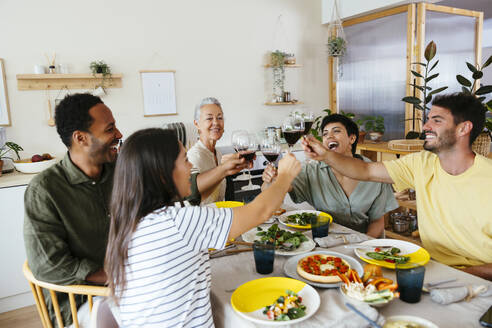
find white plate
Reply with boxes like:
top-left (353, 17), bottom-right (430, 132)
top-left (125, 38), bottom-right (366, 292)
top-left (231, 277), bottom-right (320, 326)
top-left (242, 227), bottom-right (315, 256)
top-left (278, 210), bottom-right (332, 230)
top-left (384, 315), bottom-right (439, 328)
top-left (283, 250), bottom-right (363, 288)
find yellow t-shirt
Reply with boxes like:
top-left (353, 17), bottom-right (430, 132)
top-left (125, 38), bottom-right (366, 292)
top-left (383, 151), bottom-right (492, 267)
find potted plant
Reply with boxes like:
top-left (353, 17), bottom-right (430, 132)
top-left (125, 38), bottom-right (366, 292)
top-left (456, 54), bottom-right (492, 155)
top-left (270, 50), bottom-right (286, 68)
top-left (0, 141), bottom-right (23, 176)
top-left (402, 41), bottom-right (448, 139)
top-left (89, 60), bottom-right (112, 95)
top-left (360, 115), bottom-right (385, 142)
top-left (310, 109), bottom-right (357, 141)
top-left (327, 36), bottom-right (346, 57)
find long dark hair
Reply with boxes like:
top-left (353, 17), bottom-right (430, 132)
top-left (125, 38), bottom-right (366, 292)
top-left (320, 114), bottom-right (362, 158)
top-left (105, 128), bottom-right (182, 302)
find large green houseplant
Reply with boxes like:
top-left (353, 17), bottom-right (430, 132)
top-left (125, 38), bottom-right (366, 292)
top-left (402, 41), bottom-right (448, 139)
top-left (456, 54), bottom-right (492, 155)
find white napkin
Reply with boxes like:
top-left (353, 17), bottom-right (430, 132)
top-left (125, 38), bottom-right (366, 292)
top-left (303, 293), bottom-right (385, 328)
top-left (430, 284), bottom-right (492, 304)
top-left (315, 233), bottom-right (369, 248)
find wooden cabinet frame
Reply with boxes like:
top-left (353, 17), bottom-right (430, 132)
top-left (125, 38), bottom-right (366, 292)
top-left (329, 3), bottom-right (483, 135)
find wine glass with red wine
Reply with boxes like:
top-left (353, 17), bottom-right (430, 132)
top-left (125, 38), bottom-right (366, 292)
top-left (303, 111), bottom-right (315, 135)
top-left (231, 130), bottom-right (250, 181)
top-left (241, 133), bottom-right (260, 191)
top-left (260, 137), bottom-right (281, 167)
top-left (282, 114), bottom-right (305, 152)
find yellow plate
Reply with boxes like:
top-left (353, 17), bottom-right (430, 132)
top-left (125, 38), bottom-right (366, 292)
top-left (278, 210), bottom-right (333, 229)
top-left (231, 277), bottom-right (320, 325)
top-left (354, 239), bottom-right (430, 269)
top-left (214, 201), bottom-right (244, 208)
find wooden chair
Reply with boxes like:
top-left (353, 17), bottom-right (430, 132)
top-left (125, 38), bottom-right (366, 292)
top-left (22, 261), bottom-right (110, 328)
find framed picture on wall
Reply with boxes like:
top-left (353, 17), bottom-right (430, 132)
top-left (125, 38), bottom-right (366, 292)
top-left (140, 70), bottom-right (177, 117)
top-left (0, 59), bottom-right (11, 126)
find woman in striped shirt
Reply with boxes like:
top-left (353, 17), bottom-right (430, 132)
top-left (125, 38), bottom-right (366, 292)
top-left (105, 128), bottom-right (300, 327)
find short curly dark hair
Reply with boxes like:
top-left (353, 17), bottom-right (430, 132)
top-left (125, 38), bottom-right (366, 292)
top-left (55, 93), bottom-right (103, 148)
top-left (432, 92), bottom-right (486, 145)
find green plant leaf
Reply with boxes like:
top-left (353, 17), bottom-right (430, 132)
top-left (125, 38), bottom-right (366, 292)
top-left (483, 55), bottom-right (492, 68)
top-left (462, 86), bottom-right (471, 93)
top-left (477, 96), bottom-right (486, 103)
top-left (411, 70), bottom-right (424, 78)
top-left (428, 86), bottom-right (448, 96)
top-left (426, 73), bottom-right (439, 83)
top-left (466, 62), bottom-right (478, 73)
top-left (475, 85), bottom-right (492, 95)
top-left (457, 75), bottom-right (472, 87)
top-left (472, 71), bottom-right (484, 79)
top-left (425, 95), bottom-right (432, 104)
top-left (429, 60), bottom-right (439, 72)
top-left (411, 62), bottom-right (427, 67)
top-left (414, 103), bottom-right (424, 111)
top-left (402, 96), bottom-right (421, 104)
top-left (424, 41), bottom-right (436, 61)
top-left (409, 84), bottom-right (424, 91)
top-left (486, 99), bottom-right (492, 108)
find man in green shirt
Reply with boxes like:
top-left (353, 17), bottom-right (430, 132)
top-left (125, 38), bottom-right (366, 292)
top-left (24, 93), bottom-right (122, 326)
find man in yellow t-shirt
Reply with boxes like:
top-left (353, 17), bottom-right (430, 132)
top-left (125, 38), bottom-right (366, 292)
top-left (301, 93), bottom-right (492, 281)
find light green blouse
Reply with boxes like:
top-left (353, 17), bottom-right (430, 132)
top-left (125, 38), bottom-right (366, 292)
top-left (289, 157), bottom-right (398, 233)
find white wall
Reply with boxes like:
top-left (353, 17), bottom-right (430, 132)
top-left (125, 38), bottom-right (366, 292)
top-left (0, 0), bottom-right (329, 156)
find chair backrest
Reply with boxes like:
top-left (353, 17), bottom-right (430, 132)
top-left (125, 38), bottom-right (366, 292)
top-left (162, 122), bottom-right (199, 150)
top-left (90, 298), bottom-right (118, 328)
top-left (22, 261), bottom-right (110, 328)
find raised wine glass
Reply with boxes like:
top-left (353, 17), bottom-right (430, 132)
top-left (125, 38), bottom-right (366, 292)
top-left (241, 133), bottom-right (260, 191)
top-left (260, 137), bottom-right (281, 168)
top-left (231, 130), bottom-right (250, 181)
top-left (303, 111), bottom-right (315, 136)
top-left (282, 113), bottom-right (305, 152)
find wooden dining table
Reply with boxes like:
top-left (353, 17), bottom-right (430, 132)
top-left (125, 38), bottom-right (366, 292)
top-left (208, 202), bottom-right (492, 328)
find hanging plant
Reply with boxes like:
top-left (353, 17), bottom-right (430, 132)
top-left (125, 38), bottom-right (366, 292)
top-left (326, 0), bottom-right (346, 58)
top-left (327, 36), bottom-right (346, 57)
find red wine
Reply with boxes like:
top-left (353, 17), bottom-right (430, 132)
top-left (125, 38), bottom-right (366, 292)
top-left (304, 121), bottom-right (314, 135)
top-left (263, 152), bottom-right (279, 163)
top-left (241, 151), bottom-right (255, 162)
top-left (235, 147), bottom-right (248, 153)
top-left (283, 130), bottom-right (303, 147)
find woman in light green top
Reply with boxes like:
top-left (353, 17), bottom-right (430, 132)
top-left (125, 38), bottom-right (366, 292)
top-left (262, 114), bottom-right (398, 237)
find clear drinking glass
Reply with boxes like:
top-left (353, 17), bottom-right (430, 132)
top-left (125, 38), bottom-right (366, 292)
top-left (282, 114), bottom-right (304, 152)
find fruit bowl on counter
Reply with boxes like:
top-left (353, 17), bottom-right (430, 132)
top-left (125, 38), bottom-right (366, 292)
top-left (13, 154), bottom-right (56, 174)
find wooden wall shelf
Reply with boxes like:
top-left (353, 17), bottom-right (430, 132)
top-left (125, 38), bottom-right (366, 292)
top-left (16, 73), bottom-right (123, 90)
top-left (264, 64), bottom-right (302, 68)
top-left (265, 101), bottom-right (303, 106)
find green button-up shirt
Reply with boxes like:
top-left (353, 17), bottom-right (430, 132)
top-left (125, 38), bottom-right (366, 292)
top-left (289, 158), bottom-right (398, 233)
top-left (24, 152), bottom-right (114, 326)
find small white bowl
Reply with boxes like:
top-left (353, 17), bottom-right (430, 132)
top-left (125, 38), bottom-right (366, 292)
top-left (13, 158), bottom-right (57, 174)
top-left (384, 315), bottom-right (438, 328)
top-left (340, 284), bottom-right (394, 308)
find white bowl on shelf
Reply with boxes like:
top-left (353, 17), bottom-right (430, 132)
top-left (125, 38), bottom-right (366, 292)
top-left (13, 158), bottom-right (56, 174)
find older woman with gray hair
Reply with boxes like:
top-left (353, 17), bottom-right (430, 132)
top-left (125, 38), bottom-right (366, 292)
top-left (187, 97), bottom-right (248, 204)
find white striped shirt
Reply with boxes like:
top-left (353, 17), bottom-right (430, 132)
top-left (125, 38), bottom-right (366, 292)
top-left (117, 205), bottom-right (233, 328)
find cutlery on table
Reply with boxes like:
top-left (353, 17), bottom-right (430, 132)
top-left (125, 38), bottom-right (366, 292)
top-left (344, 244), bottom-right (394, 249)
top-left (345, 302), bottom-right (382, 328)
top-left (422, 278), bottom-right (460, 292)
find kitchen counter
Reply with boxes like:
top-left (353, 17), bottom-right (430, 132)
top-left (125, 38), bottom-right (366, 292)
top-left (0, 171), bottom-right (36, 188)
